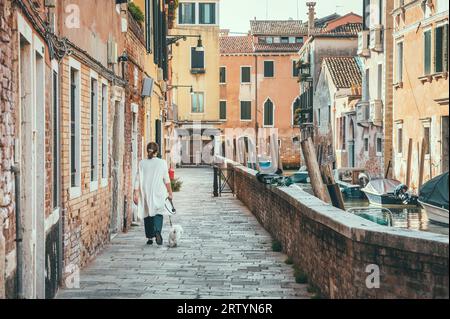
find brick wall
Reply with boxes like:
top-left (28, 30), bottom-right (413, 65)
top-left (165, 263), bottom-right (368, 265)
top-left (224, 160), bottom-right (449, 299)
top-left (0, 0), bottom-right (16, 298)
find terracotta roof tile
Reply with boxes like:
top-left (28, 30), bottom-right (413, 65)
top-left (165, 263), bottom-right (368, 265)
top-left (254, 43), bottom-right (303, 53)
top-left (219, 36), bottom-right (254, 54)
top-left (250, 20), bottom-right (308, 36)
top-left (324, 57), bottom-right (362, 89)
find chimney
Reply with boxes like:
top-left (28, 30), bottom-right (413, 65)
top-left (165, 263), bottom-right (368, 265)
top-left (307, 2), bottom-right (316, 36)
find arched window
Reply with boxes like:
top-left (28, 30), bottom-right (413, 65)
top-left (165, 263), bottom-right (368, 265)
top-left (264, 99), bottom-right (274, 127)
top-left (292, 97), bottom-right (301, 126)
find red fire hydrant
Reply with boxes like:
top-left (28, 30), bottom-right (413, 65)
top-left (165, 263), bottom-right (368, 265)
top-left (169, 167), bottom-right (175, 181)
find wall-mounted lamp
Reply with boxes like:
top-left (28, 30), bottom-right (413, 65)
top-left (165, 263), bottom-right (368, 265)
top-left (167, 35), bottom-right (204, 52)
top-left (168, 85), bottom-right (194, 95)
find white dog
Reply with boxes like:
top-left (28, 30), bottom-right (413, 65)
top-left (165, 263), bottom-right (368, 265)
top-left (168, 224), bottom-right (184, 248)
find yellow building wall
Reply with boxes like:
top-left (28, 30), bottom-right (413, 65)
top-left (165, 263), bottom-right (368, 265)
top-left (170, 0), bottom-right (220, 123)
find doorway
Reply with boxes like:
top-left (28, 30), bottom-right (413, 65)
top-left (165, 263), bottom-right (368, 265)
top-left (111, 100), bottom-right (123, 234)
top-left (131, 109), bottom-right (139, 222)
top-left (349, 119), bottom-right (355, 168)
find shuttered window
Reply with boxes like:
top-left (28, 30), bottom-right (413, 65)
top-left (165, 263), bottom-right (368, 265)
top-left (293, 60), bottom-right (299, 77)
top-left (199, 3), bottom-right (216, 24)
top-left (424, 30), bottom-right (432, 75)
top-left (191, 47), bottom-right (205, 69)
top-left (240, 101), bottom-right (252, 120)
top-left (219, 67), bottom-right (226, 83)
top-left (220, 101), bottom-right (227, 120)
top-left (179, 2), bottom-right (195, 24)
top-left (264, 99), bottom-right (274, 126)
top-left (264, 61), bottom-right (274, 77)
top-left (241, 67), bottom-right (251, 83)
top-left (435, 25), bottom-right (448, 73)
top-left (292, 97), bottom-right (301, 126)
top-left (191, 92), bottom-right (205, 113)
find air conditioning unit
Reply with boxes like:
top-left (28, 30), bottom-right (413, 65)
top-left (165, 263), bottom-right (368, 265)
top-left (369, 25), bottom-right (383, 52)
top-left (357, 31), bottom-right (370, 57)
top-left (370, 100), bottom-right (383, 126)
top-left (141, 77), bottom-right (155, 97)
top-left (107, 39), bottom-right (118, 64)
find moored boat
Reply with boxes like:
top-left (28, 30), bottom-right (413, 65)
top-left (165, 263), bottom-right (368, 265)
top-left (361, 179), bottom-right (418, 208)
top-left (333, 168), bottom-right (369, 199)
top-left (289, 166), bottom-right (310, 184)
top-left (418, 172), bottom-right (449, 226)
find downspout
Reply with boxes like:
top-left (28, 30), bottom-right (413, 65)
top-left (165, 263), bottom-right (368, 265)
top-left (254, 54), bottom-right (258, 153)
top-left (10, 165), bottom-right (23, 299)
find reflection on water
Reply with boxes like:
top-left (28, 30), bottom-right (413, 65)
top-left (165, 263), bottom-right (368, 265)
top-left (283, 175), bottom-right (449, 236)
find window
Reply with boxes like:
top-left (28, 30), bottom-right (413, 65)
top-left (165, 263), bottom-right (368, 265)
top-left (90, 77), bottom-right (99, 185)
top-left (241, 66), bottom-right (251, 83)
top-left (295, 37), bottom-right (304, 44)
top-left (240, 101), bottom-right (252, 121)
top-left (397, 127), bottom-right (403, 154)
top-left (424, 29), bottom-right (432, 75)
top-left (264, 61), bottom-right (274, 78)
top-left (52, 70), bottom-right (60, 210)
top-left (191, 92), bottom-right (204, 113)
top-left (191, 47), bottom-right (205, 70)
top-left (293, 60), bottom-right (299, 77)
top-left (273, 37), bottom-right (281, 44)
top-left (328, 105), bottom-right (331, 124)
top-left (266, 37), bottom-right (273, 44)
top-left (318, 108), bottom-right (321, 125)
top-left (70, 66), bottom-right (81, 190)
top-left (435, 25), bottom-right (448, 73)
top-left (281, 37), bottom-right (289, 44)
top-left (101, 83), bottom-right (108, 182)
top-left (199, 3), bottom-right (216, 24)
top-left (289, 37), bottom-right (295, 43)
top-left (292, 97), bottom-right (301, 126)
top-left (396, 42), bottom-right (403, 83)
top-left (424, 126), bottom-right (431, 155)
top-left (377, 136), bottom-right (383, 156)
top-left (219, 66), bottom-right (226, 84)
top-left (220, 101), bottom-right (227, 120)
top-left (365, 68), bottom-right (370, 101)
top-left (364, 136), bottom-right (369, 153)
top-left (179, 2), bottom-right (195, 24)
top-left (259, 37), bottom-right (266, 44)
top-left (264, 99), bottom-right (274, 127)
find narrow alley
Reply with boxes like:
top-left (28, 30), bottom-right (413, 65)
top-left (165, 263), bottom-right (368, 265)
top-left (56, 169), bottom-right (310, 299)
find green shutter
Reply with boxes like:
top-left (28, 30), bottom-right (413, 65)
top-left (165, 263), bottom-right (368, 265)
top-left (435, 26), bottom-right (444, 73)
top-left (220, 101), bottom-right (226, 120)
top-left (264, 100), bottom-right (274, 126)
top-left (444, 24), bottom-right (449, 72)
top-left (425, 30), bottom-right (432, 75)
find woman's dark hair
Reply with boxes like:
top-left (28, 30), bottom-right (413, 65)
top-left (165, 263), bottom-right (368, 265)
top-left (147, 142), bottom-right (159, 159)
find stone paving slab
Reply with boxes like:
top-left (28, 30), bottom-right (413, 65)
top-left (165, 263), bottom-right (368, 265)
top-left (57, 168), bottom-right (310, 299)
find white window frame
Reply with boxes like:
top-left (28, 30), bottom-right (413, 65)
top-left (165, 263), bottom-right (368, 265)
top-left (240, 100), bottom-right (252, 122)
top-left (178, 2), bottom-right (196, 25)
top-left (395, 40), bottom-right (404, 84)
top-left (364, 134), bottom-right (370, 155)
top-left (190, 46), bottom-right (206, 70)
top-left (198, 1), bottom-right (219, 25)
top-left (240, 66), bottom-right (252, 84)
top-left (292, 60), bottom-right (300, 78)
top-left (101, 79), bottom-right (109, 188)
top-left (69, 57), bottom-right (82, 199)
top-left (396, 123), bottom-right (404, 157)
top-left (51, 59), bottom-right (60, 214)
top-left (422, 119), bottom-right (432, 160)
top-left (89, 70), bottom-right (99, 192)
top-left (191, 91), bottom-right (205, 114)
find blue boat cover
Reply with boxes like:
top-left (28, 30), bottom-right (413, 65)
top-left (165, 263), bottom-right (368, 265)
top-left (419, 172), bottom-right (449, 210)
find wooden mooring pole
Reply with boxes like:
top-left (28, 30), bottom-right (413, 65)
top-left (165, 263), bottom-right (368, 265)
top-left (301, 138), bottom-right (331, 204)
top-left (419, 138), bottom-right (427, 189)
top-left (321, 164), bottom-right (346, 210)
top-left (406, 138), bottom-right (413, 187)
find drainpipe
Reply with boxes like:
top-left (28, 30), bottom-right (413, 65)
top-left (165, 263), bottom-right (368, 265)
top-left (254, 54), bottom-right (259, 155)
top-left (10, 165), bottom-right (23, 299)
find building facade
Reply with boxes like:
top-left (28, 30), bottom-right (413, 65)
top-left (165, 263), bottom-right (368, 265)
top-left (392, 0), bottom-right (449, 191)
top-left (170, 0), bottom-right (221, 166)
top-left (0, 0), bottom-right (171, 299)
top-left (219, 20), bottom-right (307, 168)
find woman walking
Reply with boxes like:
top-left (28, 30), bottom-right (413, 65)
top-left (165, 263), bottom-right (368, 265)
top-left (134, 142), bottom-right (173, 246)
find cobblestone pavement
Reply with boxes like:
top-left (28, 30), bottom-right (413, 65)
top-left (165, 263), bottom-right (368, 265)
top-left (57, 168), bottom-right (310, 299)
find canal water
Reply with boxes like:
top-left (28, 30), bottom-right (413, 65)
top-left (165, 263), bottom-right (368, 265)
top-left (283, 171), bottom-right (448, 236)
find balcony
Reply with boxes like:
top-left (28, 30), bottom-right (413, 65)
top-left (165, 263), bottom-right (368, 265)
top-left (356, 101), bottom-right (370, 127)
top-left (369, 25), bottom-right (384, 52)
top-left (357, 31), bottom-right (370, 57)
top-left (369, 100), bottom-right (383, 126)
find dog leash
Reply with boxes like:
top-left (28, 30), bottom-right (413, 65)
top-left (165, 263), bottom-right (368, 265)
top-left (165, 198), bottom-right (176, 227)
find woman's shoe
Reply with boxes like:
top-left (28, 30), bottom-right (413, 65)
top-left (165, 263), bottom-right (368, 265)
top-left (147, 239), bottom-right (153, 245)
top-left (155, 233), bottom-right (163, 246)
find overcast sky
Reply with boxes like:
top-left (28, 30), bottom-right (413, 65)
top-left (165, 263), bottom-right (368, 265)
top-left (220, 0), bottom-right (362, 34)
